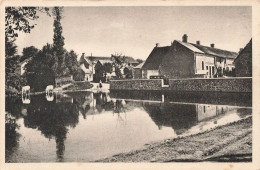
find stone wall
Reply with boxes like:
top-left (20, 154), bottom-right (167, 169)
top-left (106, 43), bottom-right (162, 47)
top-left (168, 78), bottom-right (252, 92)
top-left (110, 78), bottom-right (252, 92)
top-left (110, 79), bottom-right (162, 90)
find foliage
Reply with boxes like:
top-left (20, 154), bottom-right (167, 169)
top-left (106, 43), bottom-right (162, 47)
top-left (123, 67), bottom-right (133, 79)
top-left (65, 50), bottom-right (79, 74)
top-left (24, 44), bottom-right (56, 92)
top-left (5, 39), bottom-right (17, 58)
top-left (21, 46), bottom-right (39, 62)
top-left (5, 7), bottom-right (50, 95)
top-left (52, 7), bottom-right (65, 74)
top-left (94, 62), bottom-right (113, 82)
top-left (136, 59), bottom-right (143, 64)
top-left (5, 7), bottom-right (50, 42)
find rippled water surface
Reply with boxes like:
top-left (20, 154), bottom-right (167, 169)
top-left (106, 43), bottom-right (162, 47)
top-left (5, 91), bottom-right (252, 162)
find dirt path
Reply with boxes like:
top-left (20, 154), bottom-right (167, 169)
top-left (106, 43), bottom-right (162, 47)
top-left (97, 117), bottom-right (252, 162)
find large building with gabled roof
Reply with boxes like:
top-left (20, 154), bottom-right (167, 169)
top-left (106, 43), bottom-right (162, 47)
top-left (141, 34), bottom-right (238, 79)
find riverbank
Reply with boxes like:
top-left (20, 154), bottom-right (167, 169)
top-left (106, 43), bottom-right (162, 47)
top-left (98, 116), bottom-right (252, 162)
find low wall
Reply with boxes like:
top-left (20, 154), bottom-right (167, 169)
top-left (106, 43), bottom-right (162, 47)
top-left (168, 77), bottom-right (252, 92)
top-left (110, 78), bottom-right (252, 93)
top-left (110, 79), bottom-right (162, 90)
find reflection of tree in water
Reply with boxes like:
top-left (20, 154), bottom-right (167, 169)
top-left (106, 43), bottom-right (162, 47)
top-left (23, 94), bottom-right (79, 162)
top-left (5, 96), bottom-right (23, 119)
top-left (5, 113), bottom-right (21, 162)
top-left (143, 103), bottom-right (197, 135)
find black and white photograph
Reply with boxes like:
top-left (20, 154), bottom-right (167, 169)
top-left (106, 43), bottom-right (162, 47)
top-left (1, 1), bottom-right (260, 169)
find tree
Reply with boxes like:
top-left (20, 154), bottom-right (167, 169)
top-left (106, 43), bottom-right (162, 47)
top-left (111, 53), bottom-right (127, 79)
top-left (5, 7), bottom-right (50, 42)
top-left (5, 7), bottom-right (50, 95)
top-left (52, 7), bottom-right (65, 75)
top-left (24, 44), bottom-right (56, 92)
top-left (21, 46), bottom-right (39, 62)
top-left (136, 59), bottom-right (143, 64)
top-left (65, 50), bottom-right (79, 74)
top-left (124, 67), bottom-right (133, 79)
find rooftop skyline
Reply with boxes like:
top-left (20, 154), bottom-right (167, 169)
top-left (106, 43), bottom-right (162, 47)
top-left (15, 6), bottom-right (252, 60)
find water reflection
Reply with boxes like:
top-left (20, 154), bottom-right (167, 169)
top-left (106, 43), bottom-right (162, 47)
top-left (5, 90), bottom-right (252, 162)
top-left (23, 95), bottom-right (79, 162)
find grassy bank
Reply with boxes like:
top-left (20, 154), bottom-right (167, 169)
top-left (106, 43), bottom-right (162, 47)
top-left (98, 117), bottom-right (252, 162)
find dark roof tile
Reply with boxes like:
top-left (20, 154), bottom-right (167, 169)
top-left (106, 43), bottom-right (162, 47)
top-left (142, 46), bottom-right (170, 70)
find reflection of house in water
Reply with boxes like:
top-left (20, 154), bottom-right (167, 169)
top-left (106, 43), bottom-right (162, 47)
top-left (67, 92), bottom-right (114, 118)
top-left (196, 104), bottom-right (233, 122)
top-left (143, 103), bottom-right (236, 135)
top-left (55, 94), bottom-right (73, 103)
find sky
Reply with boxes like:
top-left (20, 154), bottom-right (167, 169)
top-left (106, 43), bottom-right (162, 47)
top-left (15, 6), bottom-right (252, 60)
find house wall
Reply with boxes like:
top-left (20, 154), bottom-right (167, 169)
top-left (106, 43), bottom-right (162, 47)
top-left (147, 70), bottom-right (159, 79)
top-left (133, 68), bottom-right (142, 79)
top-left (195, 53), bottom-right (215, 78)
top-left (159, 42), bottom-right (195, 78)
top-left (225, 58), bottom-right (235, 71)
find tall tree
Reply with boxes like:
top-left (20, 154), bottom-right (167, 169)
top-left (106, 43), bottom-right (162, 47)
top-left (52, 7), bottom-right (65, 75)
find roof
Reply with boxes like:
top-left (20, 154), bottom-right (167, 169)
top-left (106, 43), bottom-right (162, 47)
top-left (87, 56), bottom-right (112, 62)
top-left (191, 43), bottom-right (238, 59)
top-left (176, 40), bottom-right (204, 53)
top-left (142, 46), bottom-right (170, 70)
top-left (134, 62), bottom-right (145, 69)
top-left (124, 56), bottom-right (139, 64)
top-left (115, 56), bottom-right (138, 64)
top-left (98, 60), bottom-right (113, 65)
top-left (234, 39), bottom-right (252, 61)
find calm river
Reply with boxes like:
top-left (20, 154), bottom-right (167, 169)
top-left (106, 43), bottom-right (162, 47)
top-left (5, 90), bottom-right (252, 162)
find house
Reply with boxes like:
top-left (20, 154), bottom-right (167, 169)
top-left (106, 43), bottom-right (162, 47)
top-left (142, 34), bottom-right (238, 79)
top-left (79, 53), bottom-right (112, 81)
top-left (80, 53), bottom-right (139, 81)
top-left (111, 55), bottom-right (139, 67)
top-left (17, 58), bottom-right (31, 75)
top-left (133, 62), bottom-right (144, 79)
top-left (234, 39), bottom-right (252, 77)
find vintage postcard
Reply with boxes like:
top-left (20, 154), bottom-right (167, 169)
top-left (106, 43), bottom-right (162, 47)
top-left (1, 0), bottom-right (260, 170)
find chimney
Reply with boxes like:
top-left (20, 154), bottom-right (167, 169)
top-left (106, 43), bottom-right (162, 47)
top-left (196, 41), bottom-right (200, 45)
top-left (210, 43), bottom-right (215, 48)
top-left (182, 34), bottom-right (188, 43)
top-left (155, 43), bottom-right (159, 47)
top-left (239, 48), bottom-right (243, 53)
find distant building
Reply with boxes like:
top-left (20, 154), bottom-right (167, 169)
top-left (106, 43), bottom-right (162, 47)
top-left (234, 39), bottom-right (252, 77)
top-left (79, 53), bottom-right (138, 81)
top-left (17, 58), bottom-right (31, 75)
top-left (141, 34), bottom-right (238, 79)
top-left (133, 62), bottom-right (144, 79)
top-left (79, 53), bottom-right (112, 81)
top-left (111, 55), bottom-right (139, 67)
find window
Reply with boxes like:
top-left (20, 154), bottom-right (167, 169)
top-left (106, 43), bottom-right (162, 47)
top-left (206, 66), bottom-right (208, 70)
top-left (202, 61), bottom-right (204, 70)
